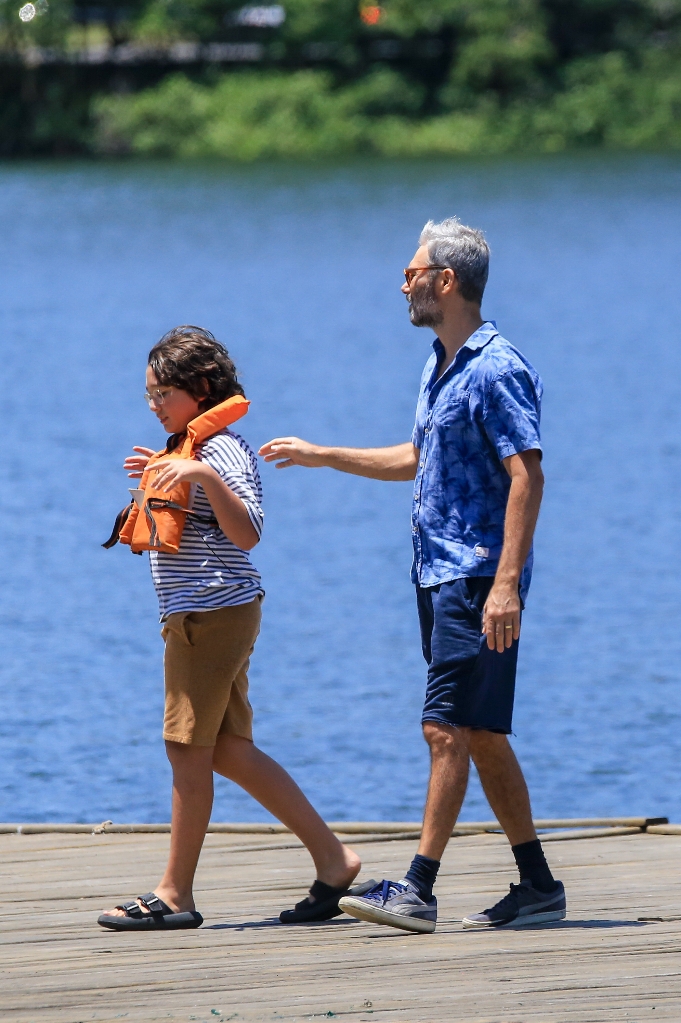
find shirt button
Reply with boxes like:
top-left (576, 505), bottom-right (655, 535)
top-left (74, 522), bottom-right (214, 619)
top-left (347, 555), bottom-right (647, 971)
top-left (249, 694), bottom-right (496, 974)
top-left (419, 462), bottom-right (424, 468)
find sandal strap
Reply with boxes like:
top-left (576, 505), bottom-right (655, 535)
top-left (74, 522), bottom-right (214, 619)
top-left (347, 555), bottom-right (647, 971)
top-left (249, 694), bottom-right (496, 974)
top-left (293, 880), bottom-right (346, 912)
top-left (138, 892), bottom-right (173, 916)
top-left (116, 900), bottom-right (145, 919)
top-left (114, 893), bottom-right (173, 919)
top-left (309, 880), bottom-right (344, 902)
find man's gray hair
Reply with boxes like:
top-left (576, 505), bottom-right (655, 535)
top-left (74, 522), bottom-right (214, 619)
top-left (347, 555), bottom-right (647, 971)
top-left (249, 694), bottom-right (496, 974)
top-left (419, 217), bottom-right (489, 305)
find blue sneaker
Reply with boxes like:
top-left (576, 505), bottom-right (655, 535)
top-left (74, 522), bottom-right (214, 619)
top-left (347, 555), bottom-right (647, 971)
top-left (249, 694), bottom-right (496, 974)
top-left (462, 879), bottom-right (566, 929)
top-left (339, 879), bottom-right (437, 933)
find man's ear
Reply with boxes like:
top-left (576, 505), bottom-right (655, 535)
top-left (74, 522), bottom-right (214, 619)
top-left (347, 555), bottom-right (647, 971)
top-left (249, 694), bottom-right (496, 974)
top-left (441, 268), bottom-right (458, 294)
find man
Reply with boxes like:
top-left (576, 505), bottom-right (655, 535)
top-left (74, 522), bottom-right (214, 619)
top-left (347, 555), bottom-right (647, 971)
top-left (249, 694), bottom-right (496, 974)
top-left (259, 217), bottom-right (565, 933)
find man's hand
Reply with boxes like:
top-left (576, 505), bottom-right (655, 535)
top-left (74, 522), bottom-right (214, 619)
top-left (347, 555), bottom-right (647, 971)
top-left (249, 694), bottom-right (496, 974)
top-left (123, 446), bottom-right (156, 478)
top-left (259, 437), bottom-right (327, 469)
top-left (150, 458), bottom-right (215, 492)
top-left (482, 582), bottom-right (521, 653)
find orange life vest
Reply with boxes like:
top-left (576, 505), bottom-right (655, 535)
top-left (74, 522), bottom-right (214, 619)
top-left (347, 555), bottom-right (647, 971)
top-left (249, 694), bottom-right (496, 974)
top-left (103, 394), bottom-right (250, 555)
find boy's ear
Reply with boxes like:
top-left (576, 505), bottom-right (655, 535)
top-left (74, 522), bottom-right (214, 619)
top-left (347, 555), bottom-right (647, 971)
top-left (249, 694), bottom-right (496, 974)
top-left (197, 377), bottom-right (212, 411)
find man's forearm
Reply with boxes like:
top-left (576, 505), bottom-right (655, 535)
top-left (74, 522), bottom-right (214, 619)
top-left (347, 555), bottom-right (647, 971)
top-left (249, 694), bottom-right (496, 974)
top-left (483, 451), bottom-right (543, 651)
top-left (259, 436), bottom-right (417, 481)
top-left (321, 443), bottom-right (417, 481)
top-left (495, 470), bottom-right (543, 586)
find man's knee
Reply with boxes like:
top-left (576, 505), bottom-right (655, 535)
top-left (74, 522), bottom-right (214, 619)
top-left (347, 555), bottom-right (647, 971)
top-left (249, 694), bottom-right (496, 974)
top-left (422, 721), bottom-right (472, 759)
top-left (469, 729), bottom-right (514, 768)
top-left (468, 728), bottom-right (508, 749)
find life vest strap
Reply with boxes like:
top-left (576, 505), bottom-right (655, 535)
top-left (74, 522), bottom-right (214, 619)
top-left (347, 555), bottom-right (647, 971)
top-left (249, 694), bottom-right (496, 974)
top-left (144, 498), bottom-right (219, 550)
top-left (102, 503), bottom-right (134, 549)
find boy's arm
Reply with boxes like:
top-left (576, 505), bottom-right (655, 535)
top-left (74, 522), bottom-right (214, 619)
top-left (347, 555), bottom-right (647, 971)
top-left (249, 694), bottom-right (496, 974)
top-left (259, 438), bottom-right (419, 481)
top-left (151, 458), bottom-right (259, 551)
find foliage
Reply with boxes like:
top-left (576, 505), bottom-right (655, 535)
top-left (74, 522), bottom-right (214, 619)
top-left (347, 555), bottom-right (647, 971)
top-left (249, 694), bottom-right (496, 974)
top-left (3, 0), bottom-right (681, 156)
top-left (94, 68), bottom-right (423, 157)
top-left (94, 48), bottom-right (681, 158)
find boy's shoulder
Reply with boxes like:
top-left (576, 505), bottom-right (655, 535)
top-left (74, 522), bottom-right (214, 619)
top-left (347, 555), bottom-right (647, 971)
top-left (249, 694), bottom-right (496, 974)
top-left (198, 428), bottom-right (257, 465)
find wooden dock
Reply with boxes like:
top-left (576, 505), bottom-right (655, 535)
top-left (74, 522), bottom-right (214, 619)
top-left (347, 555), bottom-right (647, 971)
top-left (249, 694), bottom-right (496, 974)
top-left (1, 828), bottom-right (681, 1022)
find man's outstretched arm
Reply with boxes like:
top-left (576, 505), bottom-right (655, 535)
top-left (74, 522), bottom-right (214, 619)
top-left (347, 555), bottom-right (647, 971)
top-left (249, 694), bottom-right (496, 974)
top-left (259, 438), bottom-right (418, 482)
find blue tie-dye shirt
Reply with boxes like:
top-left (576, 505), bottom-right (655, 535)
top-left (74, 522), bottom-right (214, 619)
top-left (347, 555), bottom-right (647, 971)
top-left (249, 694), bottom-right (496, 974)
top-left (411, 321), bottom-right (542, 602)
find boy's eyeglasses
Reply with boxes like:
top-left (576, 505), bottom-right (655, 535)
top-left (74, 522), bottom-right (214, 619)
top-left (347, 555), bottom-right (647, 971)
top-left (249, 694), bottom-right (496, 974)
top-left (403, 265), bottom-right (447, 286)
top-left (144, 388), bottom-right (174, 406)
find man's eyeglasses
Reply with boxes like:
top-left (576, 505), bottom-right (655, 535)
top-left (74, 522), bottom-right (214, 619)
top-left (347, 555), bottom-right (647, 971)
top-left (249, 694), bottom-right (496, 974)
top-left (144, 387), bottom-right (174, 406)
top-left (403, 265), bottom-right (447, 286)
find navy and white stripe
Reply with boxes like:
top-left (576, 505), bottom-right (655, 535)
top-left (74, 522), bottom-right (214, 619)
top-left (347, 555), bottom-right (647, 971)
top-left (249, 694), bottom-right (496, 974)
top-left (150, 429), bottom-right (263, 619)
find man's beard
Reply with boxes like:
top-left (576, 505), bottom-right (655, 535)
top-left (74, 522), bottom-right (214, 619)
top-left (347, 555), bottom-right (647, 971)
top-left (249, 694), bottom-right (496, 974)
top-left (408, 276), bottom-right (443, 328)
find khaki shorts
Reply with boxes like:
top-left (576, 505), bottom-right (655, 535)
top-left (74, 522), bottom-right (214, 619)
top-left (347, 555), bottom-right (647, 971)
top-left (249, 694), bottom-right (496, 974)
top-left (161, 598), bottom-right (262, 746)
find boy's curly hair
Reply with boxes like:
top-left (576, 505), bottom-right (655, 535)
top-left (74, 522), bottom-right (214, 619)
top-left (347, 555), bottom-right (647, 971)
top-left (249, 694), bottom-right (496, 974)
top-left (148, 326), bottom-right (245, 413)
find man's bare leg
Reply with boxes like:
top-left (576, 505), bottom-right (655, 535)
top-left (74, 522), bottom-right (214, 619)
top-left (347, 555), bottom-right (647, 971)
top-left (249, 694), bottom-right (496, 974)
top-left (417, 722), bottom-right (472, 862)
top-left (104, 741), bottom-right (215, 917)
top-left (459, 730), bottom-right (561, 925)
top-left (416, 725), bottom-right (536, 862)
top-left (469, 731), bottom-right (536, 846)
top-left (213, 734), bottom-right (360, 890)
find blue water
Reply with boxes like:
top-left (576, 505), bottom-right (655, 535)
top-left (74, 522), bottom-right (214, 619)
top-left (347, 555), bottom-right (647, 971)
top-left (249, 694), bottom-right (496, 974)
top-left (1, 155), bottom-right (680, 825)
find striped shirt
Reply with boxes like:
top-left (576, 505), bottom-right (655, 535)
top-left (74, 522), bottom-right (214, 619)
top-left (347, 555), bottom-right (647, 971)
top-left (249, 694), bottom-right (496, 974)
top-left (149, 429), bottom-right (263, 619)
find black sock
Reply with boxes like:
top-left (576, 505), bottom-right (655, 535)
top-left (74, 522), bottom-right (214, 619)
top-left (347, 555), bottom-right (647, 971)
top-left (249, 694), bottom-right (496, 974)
top-left (511, 839), bottom-right (556, 893)
top-left (403, 854), bottom-right (440, 901)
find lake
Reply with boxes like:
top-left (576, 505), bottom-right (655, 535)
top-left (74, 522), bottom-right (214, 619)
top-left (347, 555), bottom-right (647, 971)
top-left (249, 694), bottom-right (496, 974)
top-left (1, 154), bottom-right (680, 825)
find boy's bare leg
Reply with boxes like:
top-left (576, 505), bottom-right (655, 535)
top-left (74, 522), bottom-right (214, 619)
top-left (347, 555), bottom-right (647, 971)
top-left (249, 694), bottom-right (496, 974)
top-left (104, 742), bottom-right (214, 917)
top-left (213, 734), bottom-right (360, 892)
top-left (153, 742), bottom-right (215, 911)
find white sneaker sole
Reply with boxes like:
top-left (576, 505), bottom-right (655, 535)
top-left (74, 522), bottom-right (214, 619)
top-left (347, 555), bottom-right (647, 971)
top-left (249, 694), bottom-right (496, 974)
top-left (462, 907), bottom-right (566, 929)
top-left (339, 896), bottom-right (436, 933)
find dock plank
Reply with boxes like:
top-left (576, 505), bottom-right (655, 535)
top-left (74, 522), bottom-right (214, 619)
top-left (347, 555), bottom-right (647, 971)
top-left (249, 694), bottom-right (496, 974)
top-left (1, 831), bottom-right (680, 1022)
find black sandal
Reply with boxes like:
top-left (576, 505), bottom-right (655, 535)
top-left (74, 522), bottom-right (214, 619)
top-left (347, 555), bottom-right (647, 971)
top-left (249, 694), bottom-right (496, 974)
top-left (97, 892), bottom-right (203, 931)
top-left (279, 878), bottom-right (377, 924)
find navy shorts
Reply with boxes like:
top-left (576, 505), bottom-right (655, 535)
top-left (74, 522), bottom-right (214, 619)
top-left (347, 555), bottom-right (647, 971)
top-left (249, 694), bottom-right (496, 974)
top-left (417, 577), bottom-right (520, 735)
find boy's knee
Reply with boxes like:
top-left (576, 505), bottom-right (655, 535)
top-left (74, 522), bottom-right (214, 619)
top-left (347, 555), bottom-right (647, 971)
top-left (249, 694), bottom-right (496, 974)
top-left (213, 732), bottom-right (253, 775)
top-left (165, 739), bottom-right (214, 767)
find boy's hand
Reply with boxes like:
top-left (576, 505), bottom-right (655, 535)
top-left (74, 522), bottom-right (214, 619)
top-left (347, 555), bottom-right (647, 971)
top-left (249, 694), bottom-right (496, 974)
top-left (259, 437), bottom-right (326, 468)
top-left (124, 446), bottom-right (156, 479)
top-left (150, 458), bottom-right (214, 492)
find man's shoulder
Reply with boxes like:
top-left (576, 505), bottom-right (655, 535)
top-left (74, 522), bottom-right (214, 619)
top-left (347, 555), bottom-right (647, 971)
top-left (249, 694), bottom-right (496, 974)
top-left (476, 334), bottom-right (541, 388)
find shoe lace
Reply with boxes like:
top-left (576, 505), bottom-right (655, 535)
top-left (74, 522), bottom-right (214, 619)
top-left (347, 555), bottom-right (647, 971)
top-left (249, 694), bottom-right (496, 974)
top-left (364, 879), bottom-right (409, 905)
top-left (483, 882), bottom-right (524, 916)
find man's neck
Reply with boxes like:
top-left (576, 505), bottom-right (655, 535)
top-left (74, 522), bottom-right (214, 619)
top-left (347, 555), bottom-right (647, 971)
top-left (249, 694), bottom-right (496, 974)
top-left (435, 307), bottom-right (485, 380)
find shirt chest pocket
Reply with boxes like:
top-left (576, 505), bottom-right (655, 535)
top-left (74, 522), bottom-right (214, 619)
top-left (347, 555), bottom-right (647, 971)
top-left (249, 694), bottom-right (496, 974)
top-left (432, 394), bottom-right (473, 437)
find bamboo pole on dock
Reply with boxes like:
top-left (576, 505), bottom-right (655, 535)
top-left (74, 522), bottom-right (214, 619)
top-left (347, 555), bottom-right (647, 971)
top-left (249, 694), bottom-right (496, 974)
top-left (0, 815), bottom-right (669, 837)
